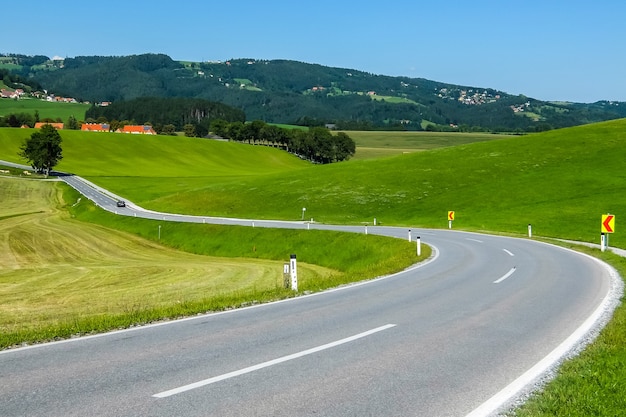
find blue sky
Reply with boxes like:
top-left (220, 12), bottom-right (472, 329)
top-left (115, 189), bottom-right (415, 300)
top-left (4, 0), bottom-right (625, 103)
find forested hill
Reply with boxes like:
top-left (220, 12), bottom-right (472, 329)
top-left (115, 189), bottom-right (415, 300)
top-left (5, 53), bottom-right (626, 131)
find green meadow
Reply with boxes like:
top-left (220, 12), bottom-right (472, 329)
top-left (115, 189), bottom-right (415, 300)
top-left (2, 124), bottom-right (625, 247)
top-left (4, 122), bottom-right (621, 247)
top-left (347, 129), bottom-right (514, 159)
top-left (0, 97), bottom-right (89, 121)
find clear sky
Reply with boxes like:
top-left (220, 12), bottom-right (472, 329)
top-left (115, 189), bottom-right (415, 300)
top-left (4, 0), bottom-right (625, 103)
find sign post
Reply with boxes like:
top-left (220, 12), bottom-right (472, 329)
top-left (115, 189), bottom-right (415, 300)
top-left (283, 263), bottom-right (290, 288)
top-left (601, 232), bottom-right (606, 252)
top-left (289, 254), bottom-right (298, 291)
top-left (448, 211), bottom-right (455, 229)
top-left (601, 214), bottom-right (615, 251)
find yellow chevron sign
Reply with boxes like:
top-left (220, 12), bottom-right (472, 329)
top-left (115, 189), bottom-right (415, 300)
top-left (602, 214), bottom-right (615, 233)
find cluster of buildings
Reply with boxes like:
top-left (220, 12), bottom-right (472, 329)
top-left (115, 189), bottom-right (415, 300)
top-left (1, 88), bottom-right (25, 99)
top-left (80, 123), bottom-right (156, 134)
top-left (435, 88), bottom-right (502, 106)
top-left (32, 122), bottom-right (156, 135)
top-left (510, 102), bottom-right (532, 113)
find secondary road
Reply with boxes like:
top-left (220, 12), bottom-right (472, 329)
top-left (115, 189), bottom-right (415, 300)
top-left (0, 171), bottom-right (621, 416)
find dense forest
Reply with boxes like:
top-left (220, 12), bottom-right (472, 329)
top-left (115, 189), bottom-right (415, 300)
top-left (85, 97), bottom-right (245, 136)
top-left (3, 53), bottom-right (626, 131)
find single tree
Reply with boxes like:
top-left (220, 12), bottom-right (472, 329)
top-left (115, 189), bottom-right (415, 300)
top-left (66, 115), bottom-right (78, 130)
top-left (183, 123), bottom-right (197, 137)
top-left (18, 124), bottom-right (63, 176)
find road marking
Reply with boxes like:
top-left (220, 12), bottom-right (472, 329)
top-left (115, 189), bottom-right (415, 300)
top-left (503, 249), bottom-right (515, 257)
top-left (465, 238), bottom-right (483, 243)
top-left (152, 324), bottom-right (397, 398)
top-left (493, 267), bottom-right (516, 284)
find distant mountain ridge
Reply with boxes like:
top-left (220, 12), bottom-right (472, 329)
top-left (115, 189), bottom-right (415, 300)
top-left (2, 53), bottom-right (626, 131)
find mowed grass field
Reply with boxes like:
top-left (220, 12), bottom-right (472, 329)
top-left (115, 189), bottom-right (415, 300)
top-left (347, 130), bottom-right (513, 160)
top-left (0, 179), bottom-right (322, 340)
top-left (0, 97), bottom-right (89, 122)
top-left (0, 176), bottom-right (423, 347)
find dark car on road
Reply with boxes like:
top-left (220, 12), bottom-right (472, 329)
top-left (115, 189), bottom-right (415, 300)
top-left (116, 200), bottom-right (126, 207)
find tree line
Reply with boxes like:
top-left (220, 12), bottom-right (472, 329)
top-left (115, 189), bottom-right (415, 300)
top-left (210, 119), bottom-right (356, 163)
top-left (85, 97), bottom-right (245, 136)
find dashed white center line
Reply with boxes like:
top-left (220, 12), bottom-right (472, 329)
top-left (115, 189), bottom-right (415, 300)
top-left (493, 267), bottom-right (517, 284)
top-left (503, 249), bottom-right (515, 257)
top-left (153, 324), bottom-right (397, 398)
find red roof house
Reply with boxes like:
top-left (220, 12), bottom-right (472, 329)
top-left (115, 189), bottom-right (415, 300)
top-left (35, 122), bottom-right (64, 129)
top-left (120, 125), bottom-right (156, 135)
top-left (81, 123), bottom-right (110, 132)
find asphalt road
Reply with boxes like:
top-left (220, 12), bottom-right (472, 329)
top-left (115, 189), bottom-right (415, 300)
top-left (0, 170), bottom-right (620, 416)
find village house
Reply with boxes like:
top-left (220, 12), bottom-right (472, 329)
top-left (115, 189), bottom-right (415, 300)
top-left (0, 88), bottom-right (24, 99)
top-left (118, 125), bottom-right (156, 135)
top-left (81, 123), bottom-right (110, 132)
top-left (34, 122), bottom-right (64, 129)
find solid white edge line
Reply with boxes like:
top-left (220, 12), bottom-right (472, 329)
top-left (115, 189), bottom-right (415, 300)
top-left (493, 267), bottom-right (516, 284)
top-left (152, 324), bottom-right (396, 398)
top-left (466, 254), bottom-right (623, 417)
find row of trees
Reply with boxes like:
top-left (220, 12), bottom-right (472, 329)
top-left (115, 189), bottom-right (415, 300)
top-left (211, 119), bottom-right (356, 164)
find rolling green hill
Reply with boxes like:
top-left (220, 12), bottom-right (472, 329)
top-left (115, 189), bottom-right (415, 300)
top-left (2, 120), bottom-right (625, 248)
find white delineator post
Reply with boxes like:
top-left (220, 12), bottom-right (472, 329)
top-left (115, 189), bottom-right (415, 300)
top-left (290, 254), bottom-right (298, 291)
top-left (528, 224), bottom-right (532, 238)
top-left (408, 229), bottom-right (412, 242)
top-left (416, 236), bottom-right (421, 256)
top-left (601, 233), bottom-right (606, 252)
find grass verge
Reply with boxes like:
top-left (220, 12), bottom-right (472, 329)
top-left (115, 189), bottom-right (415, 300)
top-left (510, 245), bottom-right (626, 416)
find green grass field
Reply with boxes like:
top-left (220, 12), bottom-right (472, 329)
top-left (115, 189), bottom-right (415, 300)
top-left (2, 124), bottom-right (624, 247)
top-left (347, 130), bottom-right (514, 160)
top-left (0, 97), bottom-right (89, 121)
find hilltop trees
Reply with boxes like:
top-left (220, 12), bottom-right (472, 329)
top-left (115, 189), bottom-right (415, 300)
top-left (213, 119), bottom-right (355, 163)
top-left (18, 124), bottom-right (63, 176)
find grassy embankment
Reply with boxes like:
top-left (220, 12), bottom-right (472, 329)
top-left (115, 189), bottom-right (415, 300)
top-left (1, 121), bottom-right (626, 414)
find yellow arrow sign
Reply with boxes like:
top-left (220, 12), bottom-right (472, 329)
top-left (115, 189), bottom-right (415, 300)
top-left (448, 211), bottom-right (455, 221)
top-left (602, 214), bottom-right (615, 233)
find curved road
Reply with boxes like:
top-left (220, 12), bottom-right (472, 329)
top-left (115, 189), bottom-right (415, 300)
top-left (0, 172), bottom-right (621, 416)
